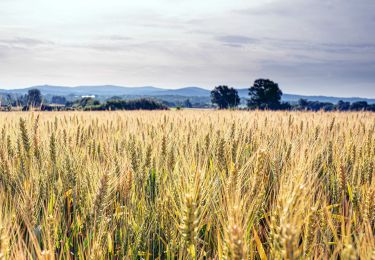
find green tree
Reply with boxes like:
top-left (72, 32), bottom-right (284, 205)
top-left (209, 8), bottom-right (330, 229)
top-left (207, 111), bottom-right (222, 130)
top-left (79, 97), bottom-right (99, 107)
top-left (336, 100), bottom-right (350, 111)
top-left (51, 96), bottom-right (67, 105)
top-left (27, 89), bottom-right (43, 107)
top-left (350, 101), bottom-right (368, 111)
top-left (211, 85), bottom-right (240, 109)
top-left (1, 94), bottom-right (15, 106)
top-left (248, 79), bottom-right (282, 110)
top-left (183, 99), bottom-right (193, 108)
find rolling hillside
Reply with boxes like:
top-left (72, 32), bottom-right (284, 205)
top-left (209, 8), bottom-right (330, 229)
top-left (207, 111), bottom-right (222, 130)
top-left (1, 85), bottom-right (374, 104)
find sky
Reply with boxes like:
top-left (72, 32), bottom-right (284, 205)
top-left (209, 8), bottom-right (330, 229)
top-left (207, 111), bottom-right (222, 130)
top-left (0, 0), bottom-right (374, 97)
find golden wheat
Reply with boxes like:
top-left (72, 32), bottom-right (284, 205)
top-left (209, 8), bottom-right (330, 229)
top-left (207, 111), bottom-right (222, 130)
top-left (0, 110), bottom-right (373, 259)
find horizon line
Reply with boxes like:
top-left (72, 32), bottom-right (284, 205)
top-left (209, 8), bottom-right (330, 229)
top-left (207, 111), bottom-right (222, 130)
top-left (1, 84), bottom-right (374, 100)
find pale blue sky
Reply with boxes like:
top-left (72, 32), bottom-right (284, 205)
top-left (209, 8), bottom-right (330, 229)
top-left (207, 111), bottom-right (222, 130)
top-left (0, 0), bottom-right (374, 97)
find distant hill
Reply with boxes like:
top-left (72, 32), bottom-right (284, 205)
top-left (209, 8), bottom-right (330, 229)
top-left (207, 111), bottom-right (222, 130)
top-left (1, 85), bottom-right (374, 104)
top-left (236, 88), bottom-right (375, 104)
top-left (156, 87), bottom-right (210, 96)
top-left (0, 85), bottom-right (163, 96)
top-left (281, 94), bottom-right (375, 104)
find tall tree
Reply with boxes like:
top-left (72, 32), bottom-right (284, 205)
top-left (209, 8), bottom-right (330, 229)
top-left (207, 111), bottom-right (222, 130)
top-left (51, 96), bottom-right (67, 105)
top-left (248, 79), bottom-right (282, 110)
top-left (211, 85), bottom-right (240, 109)
top-left (183, 99), bottom-right (193, 108)
top-left (27, 89), bottom-right (43, 107)
top-left (350, 101), bottom-right (368, 111)
top-left (336, 100), bottom-right (350, 111)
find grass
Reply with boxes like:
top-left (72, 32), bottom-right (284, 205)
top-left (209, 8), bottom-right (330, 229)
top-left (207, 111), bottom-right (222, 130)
top-left (0, 110), bottom-right (374, 259)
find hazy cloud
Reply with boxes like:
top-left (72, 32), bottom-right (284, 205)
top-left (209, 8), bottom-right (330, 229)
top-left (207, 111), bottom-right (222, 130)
top-left (107, 35), bottom-right (133, 41)
top-left (216, 35), bottom-right (259, 47)
top-left (0, 37), bottom-right (53, 48)
top-left (0, 0), bottom-right (374, 97)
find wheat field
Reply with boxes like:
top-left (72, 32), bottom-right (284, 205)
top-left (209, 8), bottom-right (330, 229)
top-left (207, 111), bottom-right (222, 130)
top-left (0, 111), bottom-right (374, 259)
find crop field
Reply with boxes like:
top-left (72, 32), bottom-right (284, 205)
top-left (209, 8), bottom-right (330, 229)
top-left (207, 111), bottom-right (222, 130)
top-left (0, 111), bottom-right (374, 259)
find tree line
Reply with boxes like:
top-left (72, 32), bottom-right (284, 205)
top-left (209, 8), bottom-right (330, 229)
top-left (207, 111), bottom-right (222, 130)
top-left (1, 83), bottom-right (374, 111)
top-left (0, 89), bottom-right (168, 111)
top-left (211, 79), bottom-right (375, 111)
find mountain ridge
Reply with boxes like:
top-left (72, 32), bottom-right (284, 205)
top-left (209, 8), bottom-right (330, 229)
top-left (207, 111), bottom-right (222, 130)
top-left (1, 85), bottom-right (374, 104)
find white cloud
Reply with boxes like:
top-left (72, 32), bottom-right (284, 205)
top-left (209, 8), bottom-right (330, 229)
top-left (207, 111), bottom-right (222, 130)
top-left (0, 0), bottom-right (374, 97)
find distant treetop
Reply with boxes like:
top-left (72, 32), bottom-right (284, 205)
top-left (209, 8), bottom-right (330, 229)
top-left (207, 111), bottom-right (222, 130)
top-left (210, 85), bottom-right (240, 109)
top-left (248, 79), bottom-right (282, 110)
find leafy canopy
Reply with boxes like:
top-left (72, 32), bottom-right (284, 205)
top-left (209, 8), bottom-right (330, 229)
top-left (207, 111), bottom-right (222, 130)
top-left (211, 85), bottom-right (240, 109)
